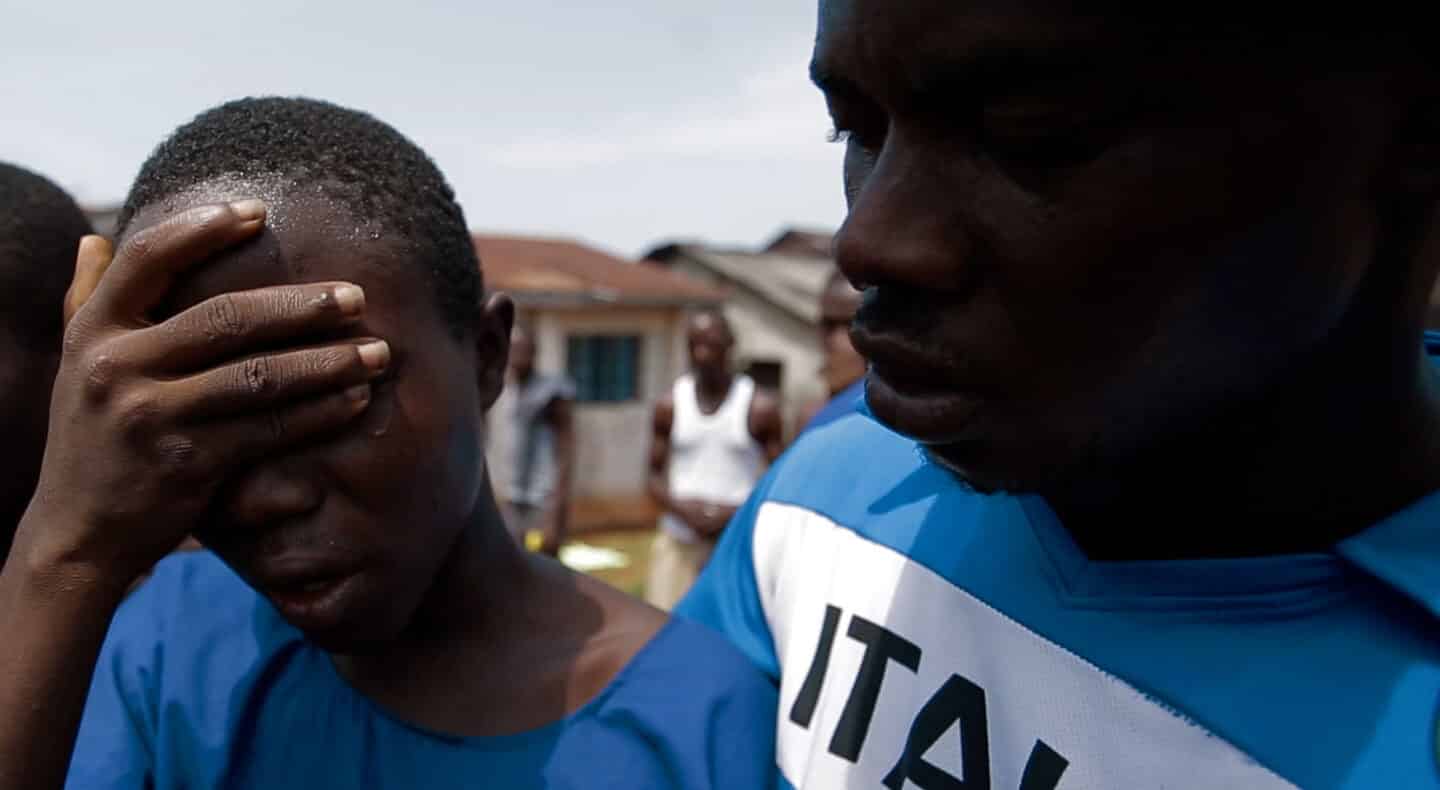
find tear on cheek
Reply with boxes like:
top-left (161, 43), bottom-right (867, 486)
top-left (364, 391), bottom-right (394, 438)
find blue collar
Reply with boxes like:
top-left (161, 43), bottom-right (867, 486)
top-left (1337, 489), bottom-right (1440, 621)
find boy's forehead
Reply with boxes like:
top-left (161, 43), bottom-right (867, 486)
top-left (127, 175), bottom-right (385, 244)
top-left (128, 178), bottom-right (404, 315)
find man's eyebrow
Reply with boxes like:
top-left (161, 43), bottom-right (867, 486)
top-left (911, 46), bottom-right (1122, 102)
top-left (811, 40), bottom-right (1132, 107)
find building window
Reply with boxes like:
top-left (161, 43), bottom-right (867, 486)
top-left (567, 335), bottom-right (642, 403)
top-left (746, 359), bottom-right (783, 394)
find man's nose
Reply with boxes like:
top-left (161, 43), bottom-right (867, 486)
top-left (835, 132), bottom-right (976, 294)
top-left (222, 465), bottom-right (324, 531)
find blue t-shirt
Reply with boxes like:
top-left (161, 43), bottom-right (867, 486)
top-left (799, 379), bottom-right (865, 435)
top-left (68, 551), bottom-right (778, 789)
top-left (679, 410), bottom-right (1440, 788)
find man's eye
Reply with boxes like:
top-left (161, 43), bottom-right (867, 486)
top-left (978, 99), bottom-right (1139, 174)
top-left (828, 118), bottom-right (887, 153)
top-left (829, 127), bottom-right (884, 151)
top-left (984, 129), bottom-right (1104, 169)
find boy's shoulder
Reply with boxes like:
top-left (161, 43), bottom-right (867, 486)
top-left (550, 615), bottom-right (779, 788)
top-left (567, 572), bottom-right (775, 715)
top-left (606, 615), bottom-right (779, 699)
top-left (107, 550), bottom-right (298, 677)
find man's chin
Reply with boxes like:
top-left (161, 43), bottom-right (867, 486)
top-left (920, 443), bottom-right (1037, 496)
top-left (863, 374), bottom-right (980, 443)
top-left (863, 378), bottom-right (1063, 495)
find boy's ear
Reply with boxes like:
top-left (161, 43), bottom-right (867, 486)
top-left (474, 293), bottom-right (514, 410)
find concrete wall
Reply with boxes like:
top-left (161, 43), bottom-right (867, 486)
top-left (488, 304), bottom-right (686, 501)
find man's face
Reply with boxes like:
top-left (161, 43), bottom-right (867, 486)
top-left (819, 278), bottom-right (865, 394)
top-left (688, 316), bottom-right (733, 383)
top-left (0, 322), bottom-right (57, 553)
top-left (818, 1), bottom-right (1402, 492)
top-left (129, 186), bottom-right (505, 653)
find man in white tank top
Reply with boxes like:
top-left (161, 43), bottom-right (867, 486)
top-left (646, 310), bottom-right (783, 609)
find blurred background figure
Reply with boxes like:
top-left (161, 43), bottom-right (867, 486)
top-left (646, 310), bottom-right (782, 609)
top-left (796, 267), bottom-right (864, 434)
top-left (502, 323), bottom-right (576, 556)
top-left (0, 162), bottom-right (90, 560)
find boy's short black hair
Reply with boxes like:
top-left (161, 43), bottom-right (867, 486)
top-left (0, 162), bottom-right (91, 341)
top-left (116, 97), bottom-right (481, 334)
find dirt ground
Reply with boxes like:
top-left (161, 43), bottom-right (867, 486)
top-left (565, 528), bottom-right (655, 599)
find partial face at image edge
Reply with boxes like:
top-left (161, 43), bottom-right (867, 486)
top-left (818, 1), bottom-right (1436, 493)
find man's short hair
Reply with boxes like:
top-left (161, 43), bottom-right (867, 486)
top-left (687, 307), bottom-right (734, 339)
top-left (0, 162), bottom-right (91, 341)
top-left (116, 96), bottom-right (481, 335)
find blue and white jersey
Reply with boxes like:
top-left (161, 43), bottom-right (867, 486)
top-left (680, 407), bottom-right (1440, 789)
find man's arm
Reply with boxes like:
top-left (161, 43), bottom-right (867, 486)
top-left (0, 554), bottom-right (129, 790)
top-left (537, 395), bottom-right (575, 556)
top-left (649, 395), bottom-right (708, 533)
top-left (647, 395), bottom-right (677, 517)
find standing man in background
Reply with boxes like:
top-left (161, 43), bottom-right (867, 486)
top-left (796, 267), bottom-right (865, 434)
top-left (503, 324), bottom-right (575, 556)
top-left (0, 162), bottom-right (91, 559)
top-left (647, 309), bottom-right (782, 609)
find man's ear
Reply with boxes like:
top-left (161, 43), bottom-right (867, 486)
top-left (1386, 94), bottom-right (1440, 198)
top-left (474, 292), bottom-right (515, 410)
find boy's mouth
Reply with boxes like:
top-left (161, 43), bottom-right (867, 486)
top-left (262, 571), bottom-right (363, 629)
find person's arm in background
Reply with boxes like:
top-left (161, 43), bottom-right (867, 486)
top-left (648, 395), bottom-right (708, 532)
top-left (537, 394), bottom-right (575, 556)
top-left (648, 395), bottom-right (683, 522)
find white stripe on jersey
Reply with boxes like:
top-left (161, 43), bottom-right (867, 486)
top-left (752, 502), bottom-right (1297, 790)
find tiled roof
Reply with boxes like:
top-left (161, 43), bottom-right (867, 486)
top-left (473, 234), bottom-right (726, 306)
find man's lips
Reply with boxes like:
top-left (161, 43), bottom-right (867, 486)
top-left (850, 314), bottom-right (990, 442)
top-left (850, 323), bottom-right (962, 396)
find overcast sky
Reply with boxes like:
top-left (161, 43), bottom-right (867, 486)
top-left (1, 0), bottom-right (846, 257)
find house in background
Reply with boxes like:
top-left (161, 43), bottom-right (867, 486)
top-left (85, 205), bottom-right (121, 236)
top-left (642, 226), bottom-right (836, 429)
top-left (475, 234), bottom-right (726, 529)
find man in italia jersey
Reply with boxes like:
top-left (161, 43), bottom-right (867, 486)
top-left (680, 5), bottom-right (1440, 789)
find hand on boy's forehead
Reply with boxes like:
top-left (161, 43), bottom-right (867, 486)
top-left (128, 190), bottom-right (412, 322)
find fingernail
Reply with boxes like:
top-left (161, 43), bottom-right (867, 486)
top-left (344, 384), bottom-right (371, 404)
top-left (230, 199), bottom-right (266, 222)
top-left (77, 235), bottom-right (105, 257)
top-left (357, 340), bottom-right (390, 372)
top-left (333, 285), bottom-right (365, 316)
